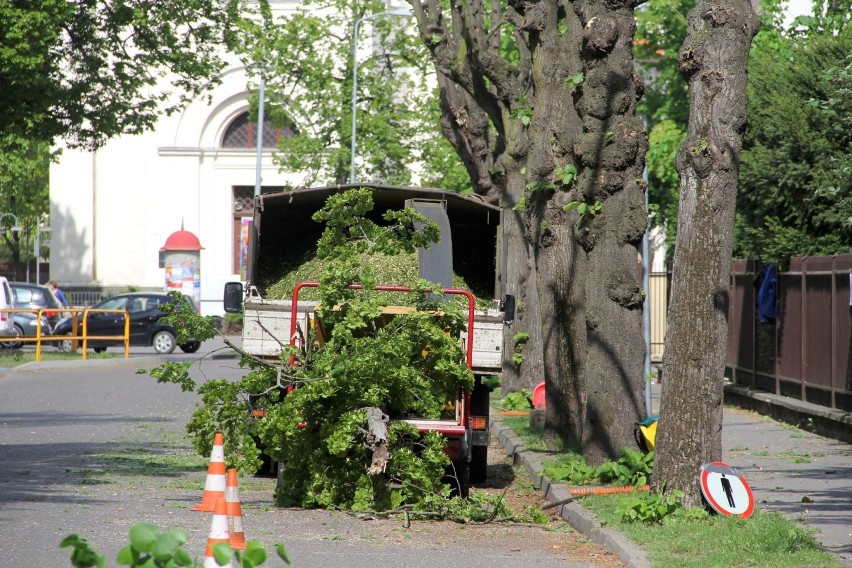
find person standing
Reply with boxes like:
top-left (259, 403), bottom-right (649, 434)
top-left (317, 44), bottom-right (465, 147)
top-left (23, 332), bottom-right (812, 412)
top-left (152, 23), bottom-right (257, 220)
top-left (48, 280), bottom-right (69, 307)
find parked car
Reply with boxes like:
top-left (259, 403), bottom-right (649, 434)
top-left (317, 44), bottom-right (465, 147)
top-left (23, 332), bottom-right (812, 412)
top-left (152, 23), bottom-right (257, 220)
top-left (0, 277), bottom-right (16, 343)
top-left (53, 292), bottom-right (202, 355)
top-left (0, 282), bottom-right (65, 349)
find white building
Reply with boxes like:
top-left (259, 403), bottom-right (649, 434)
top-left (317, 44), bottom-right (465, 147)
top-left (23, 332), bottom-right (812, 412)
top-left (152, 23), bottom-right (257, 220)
top-left (49, 4), bottom-right (304, 316)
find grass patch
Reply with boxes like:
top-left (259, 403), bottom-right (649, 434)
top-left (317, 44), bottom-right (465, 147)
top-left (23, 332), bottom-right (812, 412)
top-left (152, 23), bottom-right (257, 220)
top-left (500, 415), bottom-right (548, 451)
top-left (497, 415), bottom-right (841, 568)
top-left (85, 445), bottom-right (206, 482)
top-left (0, 350), bottom-right (115, 367)
top-left (582, 493), bottom-right (841, 567)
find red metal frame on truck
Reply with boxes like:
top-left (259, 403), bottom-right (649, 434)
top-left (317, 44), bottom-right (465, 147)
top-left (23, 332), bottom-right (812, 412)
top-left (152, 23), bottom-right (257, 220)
top-left (288, 281), bottom-right (477, 436)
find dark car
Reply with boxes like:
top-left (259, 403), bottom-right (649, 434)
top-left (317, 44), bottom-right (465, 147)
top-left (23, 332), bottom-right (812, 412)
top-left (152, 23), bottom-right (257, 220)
top-left (53, 292), bottom-right (202, 354)
top-left (0, 283), bottom-right (63, 349)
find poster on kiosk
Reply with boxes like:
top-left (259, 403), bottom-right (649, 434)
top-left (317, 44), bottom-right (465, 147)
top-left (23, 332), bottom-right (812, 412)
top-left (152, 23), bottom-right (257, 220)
top-left (160, 229), bottom-right (203, 313)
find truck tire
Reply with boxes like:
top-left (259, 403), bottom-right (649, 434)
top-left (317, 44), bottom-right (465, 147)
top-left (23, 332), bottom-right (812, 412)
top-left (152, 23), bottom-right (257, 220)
top-left (470, 446), bottom-right (487, 484)
top-left (179, 341), bottom-right (201, 353)
top-left (447, 459), bottom-right (470, 498)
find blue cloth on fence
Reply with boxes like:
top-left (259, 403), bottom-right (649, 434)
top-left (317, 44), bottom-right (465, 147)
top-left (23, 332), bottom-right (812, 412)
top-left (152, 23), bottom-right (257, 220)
top-left (757, 265), bottom-right (777, 323)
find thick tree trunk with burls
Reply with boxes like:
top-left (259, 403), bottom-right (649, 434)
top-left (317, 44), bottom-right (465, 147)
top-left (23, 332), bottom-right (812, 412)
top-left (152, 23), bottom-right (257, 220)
top-left (532, 0), bottom-right (648, 463)
top-left (652, 0), bottom-right (759, 505)
top-left (411, 0), bottom-right (647, 463)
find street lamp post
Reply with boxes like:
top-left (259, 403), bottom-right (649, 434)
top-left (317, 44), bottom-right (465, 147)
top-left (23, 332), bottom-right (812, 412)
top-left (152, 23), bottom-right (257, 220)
top-left (349, 8), bottom-right (414, 184)
top-left (0, 213), bottom-right (24, 279)
top-left (34, 222), bottom-right (52, 285)
top-left (0, 213), bottom-right (23, 235)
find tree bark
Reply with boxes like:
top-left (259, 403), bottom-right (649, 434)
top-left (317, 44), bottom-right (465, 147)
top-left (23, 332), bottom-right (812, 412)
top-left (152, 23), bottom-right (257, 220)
top-left (411, 0), bottom-right (648, 463)
top-left (652, 0), bottom-right (759, 505)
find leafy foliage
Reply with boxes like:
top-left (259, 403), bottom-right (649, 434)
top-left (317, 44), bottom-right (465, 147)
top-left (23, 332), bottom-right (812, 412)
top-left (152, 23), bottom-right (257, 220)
top-left (499, 390), bottom-right (532, 411)
top-left (614, 489), bottom-right (687, 523)
top-left (0, 0), bottom-right (240, 148)
top-left (62, 522), bottom-right (290, 567)
top-left (634, 0), bottom-right (694, 237)
top-left (0, 135), bottom-right (53, 275)
top-left (148, 190), bottom-right (480, 513)
top-left (736, 10), bottom-right (852, 266)
top-left (235, 0), bottom-right (466, 187)
top-left (544, 449), bottom-right (654, 487)
top-left (595, 449), bottom-right (654, 486)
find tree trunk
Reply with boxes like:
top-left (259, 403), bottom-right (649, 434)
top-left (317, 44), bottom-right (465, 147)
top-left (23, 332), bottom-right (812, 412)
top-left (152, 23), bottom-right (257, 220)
top-left (412, 0), bottom-right (647, 463)
top-left (652, 0), bottom-right (759, 505)
top-left (535, 0), bottom-right (648, 463)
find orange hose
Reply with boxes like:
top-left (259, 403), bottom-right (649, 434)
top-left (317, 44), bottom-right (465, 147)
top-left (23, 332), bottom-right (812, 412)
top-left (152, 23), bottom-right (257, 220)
top-left (497, 410), bottom-right (531, 416)
top-left (568, 484), bottom-right (650, 496)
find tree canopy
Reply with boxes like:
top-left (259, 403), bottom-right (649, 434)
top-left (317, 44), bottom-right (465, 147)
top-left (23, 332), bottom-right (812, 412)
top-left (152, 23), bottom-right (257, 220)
top-left (735, 7), bottom-right (852, 266)
top-left (0, 0), bottom-right (240, 149)
top-left (236, 0), bottom-right (468, 188)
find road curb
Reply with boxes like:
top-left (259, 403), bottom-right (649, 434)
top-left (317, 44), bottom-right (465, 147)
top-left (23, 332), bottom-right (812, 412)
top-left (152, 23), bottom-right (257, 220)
top-left (492, 419), bottom-right (651, 568)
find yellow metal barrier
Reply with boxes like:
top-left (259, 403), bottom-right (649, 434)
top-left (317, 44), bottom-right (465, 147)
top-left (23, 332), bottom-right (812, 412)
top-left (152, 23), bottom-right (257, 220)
top-left (0, 307), bottom-right (130, 362)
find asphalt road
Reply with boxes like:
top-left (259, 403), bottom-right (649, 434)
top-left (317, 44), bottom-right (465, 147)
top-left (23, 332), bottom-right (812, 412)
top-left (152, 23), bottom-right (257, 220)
top-left (0, 338), bottom-right (606, 568)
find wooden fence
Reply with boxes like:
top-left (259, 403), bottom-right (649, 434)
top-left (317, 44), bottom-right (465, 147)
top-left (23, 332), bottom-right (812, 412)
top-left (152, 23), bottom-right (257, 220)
top-left (726, 255), bottom-right (852, 412)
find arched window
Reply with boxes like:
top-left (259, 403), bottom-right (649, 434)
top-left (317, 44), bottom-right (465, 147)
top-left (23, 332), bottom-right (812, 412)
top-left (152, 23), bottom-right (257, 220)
top-left (221, 111), bottom-right (296, 149)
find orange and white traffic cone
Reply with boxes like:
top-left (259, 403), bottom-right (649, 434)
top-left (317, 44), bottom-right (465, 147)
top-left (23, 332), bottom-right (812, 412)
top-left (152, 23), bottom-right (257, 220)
top-left (225, 468), bottom-right (246, 550)
top-left (203, 496), bottom-right (232, 568)
top-left (192, 432), bottom-right (227, 512)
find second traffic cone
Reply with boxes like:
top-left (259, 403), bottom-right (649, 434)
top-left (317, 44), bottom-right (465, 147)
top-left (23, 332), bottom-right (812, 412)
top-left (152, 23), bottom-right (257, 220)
top-left (203, 497), bottom-right (232, 568)
top-left (192, 432), bottom-right (226, 512)
top-left (225, 468), bottom-right (246, 550)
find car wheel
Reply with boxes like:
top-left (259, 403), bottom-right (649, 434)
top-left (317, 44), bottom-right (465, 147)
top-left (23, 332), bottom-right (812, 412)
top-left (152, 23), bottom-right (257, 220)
top-left (58, 333), bottom-right (74, 352)
top-left (179, 341), bottom-right (201, 354)
top-left (0, 324), bottom-right (23, 349)
top-left (153, 330), bottom-right (176, 354)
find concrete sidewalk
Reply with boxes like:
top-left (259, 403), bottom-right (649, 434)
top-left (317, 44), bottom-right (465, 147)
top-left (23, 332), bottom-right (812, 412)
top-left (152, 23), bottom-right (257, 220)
top-left (719, 383), bottom-right (852, 566)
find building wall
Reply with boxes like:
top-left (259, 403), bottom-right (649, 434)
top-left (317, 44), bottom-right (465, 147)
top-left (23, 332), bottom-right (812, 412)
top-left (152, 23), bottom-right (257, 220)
top-left (48, 9), bottom-right (302, 316)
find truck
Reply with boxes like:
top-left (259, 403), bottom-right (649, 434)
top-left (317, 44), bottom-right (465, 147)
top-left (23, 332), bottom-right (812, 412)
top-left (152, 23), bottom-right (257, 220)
top-left (223, 184), bottom-right (509, 496)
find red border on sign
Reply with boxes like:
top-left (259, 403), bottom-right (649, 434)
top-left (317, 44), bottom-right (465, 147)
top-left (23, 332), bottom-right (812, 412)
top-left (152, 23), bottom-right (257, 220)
top-left (700, 462), bottom-right (755, 519)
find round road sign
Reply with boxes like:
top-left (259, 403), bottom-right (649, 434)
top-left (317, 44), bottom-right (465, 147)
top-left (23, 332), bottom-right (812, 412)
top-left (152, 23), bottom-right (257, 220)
top-left (699, 461), bottom-right (755, 519)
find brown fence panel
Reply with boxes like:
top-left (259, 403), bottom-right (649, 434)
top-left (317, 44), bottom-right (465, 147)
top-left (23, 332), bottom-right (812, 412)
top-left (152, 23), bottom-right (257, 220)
top-left (727, 260), bottom-right (757, 387)
top-left (802, 257), bottom-right (833, 406)
top-left (777, 261), bottom-right (802, 399)
top-left (728, 255), bottom-right (852, 412)
top-left (832, 255), bottom-right (852, 410)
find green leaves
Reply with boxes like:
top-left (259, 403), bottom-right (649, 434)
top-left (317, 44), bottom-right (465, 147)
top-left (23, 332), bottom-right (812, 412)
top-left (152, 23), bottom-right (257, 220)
top-left (1, 0), bottom-right (240, 148)
top-left (562, 200), bottom-right (602, 218)
top-left (564, 73), bottom-right (585, 90)
top-left (736, 23), bottom-right (852, 266)
top-left (115, 524), bottom-right (192, 566)
top-left (60, 534), bottom-right (106, 568)
top-left (66, 522), bottom-right (289, 567)
top-left (615, 489), bottom-right (685, 523)
top-left (554, 164), bottom-right (577, 187)
top-left (511, 93), bottom-right (533, 126)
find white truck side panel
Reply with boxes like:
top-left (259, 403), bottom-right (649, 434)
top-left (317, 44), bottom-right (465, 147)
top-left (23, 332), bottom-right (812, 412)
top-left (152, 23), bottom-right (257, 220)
top-left (242, 300), bottom-right (505, 373)
top-left (242, 300), bottom-right (317, 358)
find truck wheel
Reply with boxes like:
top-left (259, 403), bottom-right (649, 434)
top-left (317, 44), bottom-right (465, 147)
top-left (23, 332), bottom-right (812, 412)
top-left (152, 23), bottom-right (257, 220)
top-left (447, 459), bottom-right (470, 498)
top-left (153, 330), bottom-right (176, 354)
top-left (470, 446), bottom-right (487, 484)
top-left (179, 341), bottom-right (201, 353)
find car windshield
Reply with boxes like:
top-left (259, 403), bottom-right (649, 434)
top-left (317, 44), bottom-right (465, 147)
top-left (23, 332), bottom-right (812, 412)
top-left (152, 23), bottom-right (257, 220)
top-left (96, 297), bottom-right (129, 311)
top-left (13, 286), bottom-right (62, 309)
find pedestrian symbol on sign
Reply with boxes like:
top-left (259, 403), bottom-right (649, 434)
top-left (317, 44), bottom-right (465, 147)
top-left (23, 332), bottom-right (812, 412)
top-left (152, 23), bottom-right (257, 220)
top-left (699, 462), bottom-right (755, 519)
